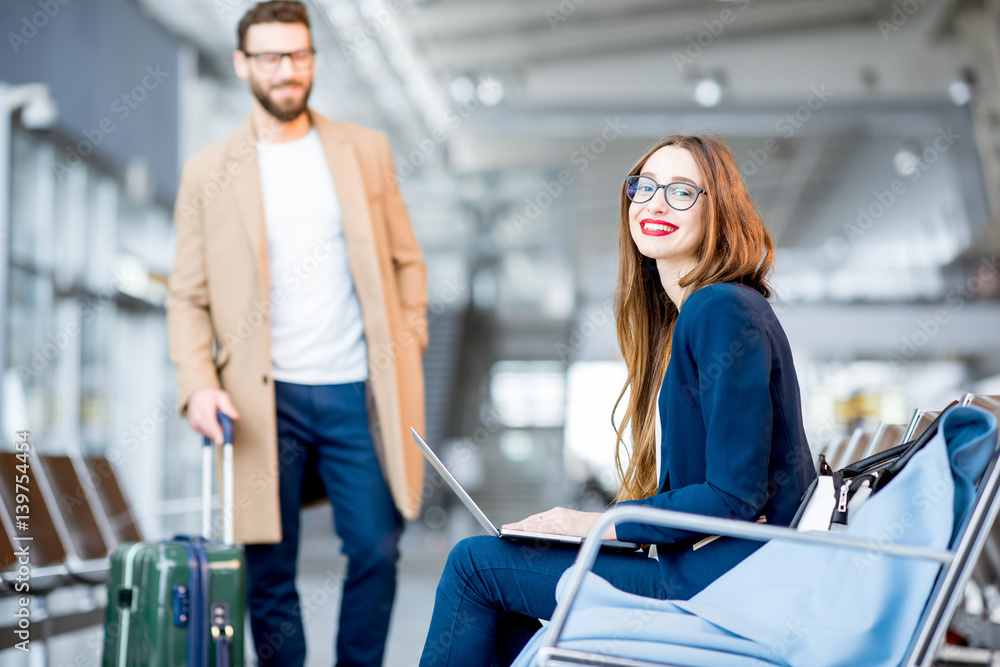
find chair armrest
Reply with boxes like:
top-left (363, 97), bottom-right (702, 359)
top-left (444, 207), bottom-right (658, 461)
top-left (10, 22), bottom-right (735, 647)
top-left (542, 506), bottom-right (954, 653)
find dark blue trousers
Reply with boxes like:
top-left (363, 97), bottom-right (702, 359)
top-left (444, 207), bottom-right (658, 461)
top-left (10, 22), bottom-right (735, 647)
top-left (419, 535), bottom-right (667, 667)
top-left (246, 380), bottom-right (404, 667)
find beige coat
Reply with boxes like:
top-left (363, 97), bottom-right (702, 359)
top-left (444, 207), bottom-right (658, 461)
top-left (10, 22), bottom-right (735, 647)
top-left (166, 110), bottom-right (428, 544)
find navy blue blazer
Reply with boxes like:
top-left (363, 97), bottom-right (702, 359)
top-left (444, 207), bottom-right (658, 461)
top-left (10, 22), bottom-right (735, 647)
top-left (616, 282), bottom-right (815, 600)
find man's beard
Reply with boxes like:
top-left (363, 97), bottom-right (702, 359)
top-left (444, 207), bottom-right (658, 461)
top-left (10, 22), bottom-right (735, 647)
top-left (250, 77), bottom-right (312, 123)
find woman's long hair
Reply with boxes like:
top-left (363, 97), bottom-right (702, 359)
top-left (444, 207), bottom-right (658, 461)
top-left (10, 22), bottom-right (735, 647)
top-left (613, 134), bottom-right (775, 503)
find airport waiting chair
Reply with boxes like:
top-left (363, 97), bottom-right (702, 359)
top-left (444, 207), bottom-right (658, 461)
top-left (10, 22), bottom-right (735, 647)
top-left (29, 449), bottom-right (110, 582)
top-left (0, 450), bottom-right (142, 597)
top-left (83, 455), bottom-right (142, 544)
top-left (950, 511), bottom-right (1000, 656)
top-left (0, 493), bottom-right (18, 588)
top-left (947, 395), bottom-right (1000, 657)
top-left (859, 421), bottom-right (907, 460)
top-left (826, 426), bottom-right (861, 469)
top-left (968, 396), bottom-right (1000, 421)
top-left (0, 446), bottom-right (120, 593)
top-left (39, 454), bottom-right (117, 570)
top-left (828, 408), bottom-right (937, 471)
top-left (0, 453), bottom-right (72, 592)
top-left (0, 450), bottom-right (119, 650)
top-left (822, 433), bottom-right (850, 471)
top-left (513, 402), bottom-right (1000, 667)
top-left (0, 523), bottom-right (14, 572)
top-left (906, 409), bottom-right (941, 443)
top-left (841, 425), bottom-right (873, 467)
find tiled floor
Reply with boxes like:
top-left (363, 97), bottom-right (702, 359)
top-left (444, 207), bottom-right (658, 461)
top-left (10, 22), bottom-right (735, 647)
top-left (291, 516), bottom-right (452, 667)
top-left (292, 567), bottom-right (443, 667)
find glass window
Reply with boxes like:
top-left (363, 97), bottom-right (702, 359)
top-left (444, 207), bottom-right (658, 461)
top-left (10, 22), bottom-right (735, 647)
top-left (490, 360), bottom-right (566, 428)
top-left (3, 124), bottom-right (186, 539)
top-left (53, 165), bottom-right (89, 287)
top-left (7, 264), bottom-right (55, 444)
top-left (563, 360), bottom-right (629, 492)
top-left (86, 175), bottom-right (118, 292)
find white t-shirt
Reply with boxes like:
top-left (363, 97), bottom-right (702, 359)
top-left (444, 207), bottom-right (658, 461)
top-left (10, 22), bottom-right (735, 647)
top-left (256, 128), bottom-right (368, 385)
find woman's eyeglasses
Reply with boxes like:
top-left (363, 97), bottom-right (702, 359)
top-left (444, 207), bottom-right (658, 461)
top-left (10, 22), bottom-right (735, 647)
top-left (241, 48), bottom-right (315, 72)
top-left (624, 175), bottom-right (706, 211)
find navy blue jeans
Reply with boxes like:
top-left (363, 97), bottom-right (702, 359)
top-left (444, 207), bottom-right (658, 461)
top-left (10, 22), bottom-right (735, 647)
top-left (245, 380), bottom-right (403, 667)
top-left (419, 535), bottom-right (667, 667)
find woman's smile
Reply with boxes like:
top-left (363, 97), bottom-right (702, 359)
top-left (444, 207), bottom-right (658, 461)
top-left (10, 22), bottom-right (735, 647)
top-left (640, 218), bottom-right (679, 236)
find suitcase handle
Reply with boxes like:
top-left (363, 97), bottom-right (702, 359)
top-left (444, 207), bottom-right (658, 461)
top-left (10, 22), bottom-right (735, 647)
top-left (203, 409), bottom-right (234, 447)
top-left (202, 410), bottom-right (235, 545)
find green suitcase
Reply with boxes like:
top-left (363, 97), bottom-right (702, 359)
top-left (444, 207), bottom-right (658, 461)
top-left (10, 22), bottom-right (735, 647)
top-left (103, 413), bottom-right (245, 666)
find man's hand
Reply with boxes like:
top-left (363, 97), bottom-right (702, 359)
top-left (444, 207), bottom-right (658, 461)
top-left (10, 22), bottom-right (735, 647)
top-left (502, 507), bottom-right (617, 541)
top-left (188, 387), bottom-right (240, 444)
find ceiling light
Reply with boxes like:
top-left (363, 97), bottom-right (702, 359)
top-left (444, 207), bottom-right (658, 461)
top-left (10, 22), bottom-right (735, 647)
top-left (449, 76), bottom-right (475, 104)
top-left (948, 67), bottom-right (976, 106)
top-left (476, 77), bottom-right (504, 106)
top-left (893, 142), bottom-right (921, 177)
top-left (948, 80), bottom-right (971, 106)
top-left (694, 78), bottom-right (723, 107)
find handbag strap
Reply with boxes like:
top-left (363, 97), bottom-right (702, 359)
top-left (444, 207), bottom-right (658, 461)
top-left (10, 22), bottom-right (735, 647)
top-left (870, 403), bottom-right (955, 493)
top-left (839, 440), bottom-right (912, 476)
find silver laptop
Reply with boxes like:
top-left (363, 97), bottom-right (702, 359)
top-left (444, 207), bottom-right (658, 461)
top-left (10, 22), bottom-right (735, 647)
top-left (411, 428), bottom-right (641, 552)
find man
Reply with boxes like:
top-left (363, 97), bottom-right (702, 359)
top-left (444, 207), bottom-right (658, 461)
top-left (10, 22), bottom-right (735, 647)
top-left (166, 2), bottom-right (428, 665)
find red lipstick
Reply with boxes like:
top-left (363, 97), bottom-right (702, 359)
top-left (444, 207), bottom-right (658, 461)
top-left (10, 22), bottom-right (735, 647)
top-left (640, 218), bottom-right (679, 236)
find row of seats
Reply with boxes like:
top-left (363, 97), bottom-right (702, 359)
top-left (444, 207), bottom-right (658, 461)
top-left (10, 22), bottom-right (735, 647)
top-left (0, 450), bottom-right (141, 594)
top-left (823, 394), bottom-right (1000, 470)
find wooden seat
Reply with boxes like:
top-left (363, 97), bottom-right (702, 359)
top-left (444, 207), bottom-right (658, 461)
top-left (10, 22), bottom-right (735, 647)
top-left (860, 423), bottom-right (907, 460)
top-left (966, 395), bottom-right (1000, 423)
top-left (0, 493), bottom-right (16, 573)
top-left (83, 456), bottom-right (142, 544)
top-left (39, 455), bottom-right (112, 561)
top-left (843, 428), bottom-right (873, 467)
top-left (825, 435), bottom-right (851, 471)
top-left (877, 424), bottom-right (906, 453)
top-left (0, 453), bottom-right (69, 569)
top-left (906, 410), bottom-right (940, 442)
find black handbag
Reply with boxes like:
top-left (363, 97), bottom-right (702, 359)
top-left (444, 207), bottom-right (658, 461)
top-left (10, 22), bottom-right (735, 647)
top-left (793, 403), bottom-right (955, 531)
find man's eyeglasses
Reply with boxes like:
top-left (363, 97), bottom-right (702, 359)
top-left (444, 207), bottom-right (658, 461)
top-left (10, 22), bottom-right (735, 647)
top-left (241, 48), bottom-right (315, 72)
top-left (624, 175), bottom-right (706, 211)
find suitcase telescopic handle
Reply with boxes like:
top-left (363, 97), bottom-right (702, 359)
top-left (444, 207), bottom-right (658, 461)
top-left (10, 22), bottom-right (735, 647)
top-left (202, 410), bottom-right (235, 545)
top-left (203, 410), bottom-right (234, 448)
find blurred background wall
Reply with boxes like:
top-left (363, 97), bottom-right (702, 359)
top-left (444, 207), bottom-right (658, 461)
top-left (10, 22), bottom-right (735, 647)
top-left (2, 0), bottom-right (1000, 664)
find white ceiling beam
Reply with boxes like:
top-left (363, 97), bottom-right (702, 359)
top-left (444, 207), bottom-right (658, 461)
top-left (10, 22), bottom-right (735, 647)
top-left (418, 0), bottom-right (880, 71)
top-left (408, 0), bottom-right (690, 38)
top-left (778, 300), bottom-right (1000, 359)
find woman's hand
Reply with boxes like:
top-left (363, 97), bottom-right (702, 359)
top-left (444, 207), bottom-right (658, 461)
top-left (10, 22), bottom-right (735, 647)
top-left (502, 507), bottom-right (617, 541)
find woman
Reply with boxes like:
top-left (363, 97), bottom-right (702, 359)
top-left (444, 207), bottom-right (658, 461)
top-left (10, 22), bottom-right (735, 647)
top-left (418, 134), bottom-right (816, 667)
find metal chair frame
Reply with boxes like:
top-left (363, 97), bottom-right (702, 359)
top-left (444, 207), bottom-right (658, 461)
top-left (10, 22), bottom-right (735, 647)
top-left (538, 399), bottom-right (1000, 667)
